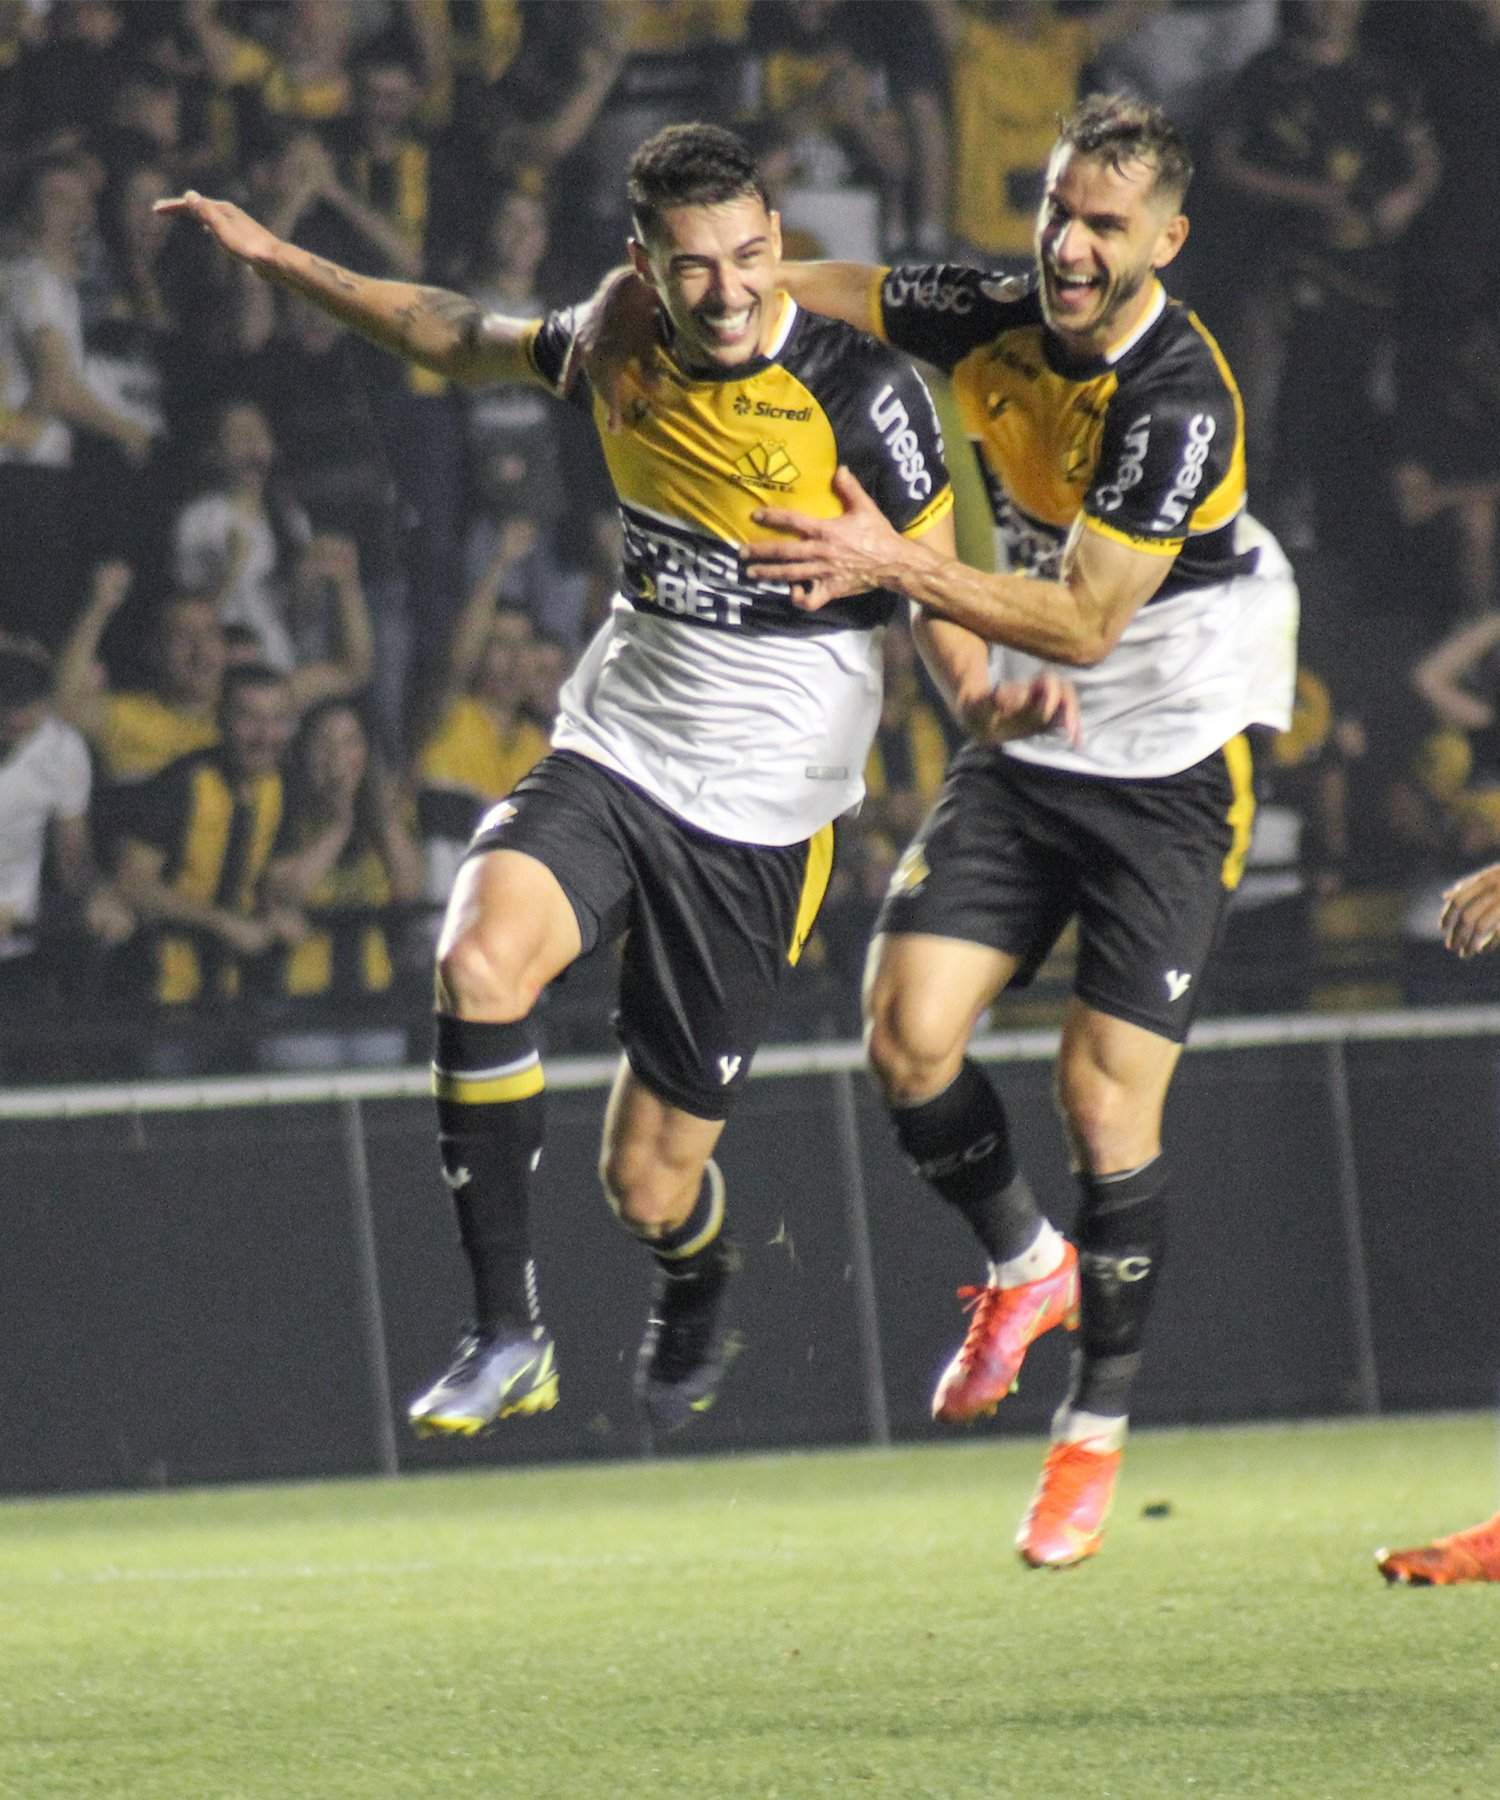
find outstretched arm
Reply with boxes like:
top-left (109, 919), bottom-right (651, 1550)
top-left (747, 467), bottom-right (1169, 665)
top-left (154, 192), bottom-right (544, 386)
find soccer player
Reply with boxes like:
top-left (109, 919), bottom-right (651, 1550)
top-left (158, 124), bottom-right (1074, 1439)
top-left (732, 95), bottom-right (1299, 1564)
top-left (1376, 858), bottom-right (1500, 1586)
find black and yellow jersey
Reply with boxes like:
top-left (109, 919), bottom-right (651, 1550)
top-left (523, 294), bottom-right (953, 845)
top-left (865, 264), bottom-right (1297, 779)
top-left (121, 748), bottom-right (283, 1005)
top-left (873, 266), bottom-right (1250, 598)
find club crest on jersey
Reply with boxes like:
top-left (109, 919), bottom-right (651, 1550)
top-left (735, 442), bottom-right (799, 489)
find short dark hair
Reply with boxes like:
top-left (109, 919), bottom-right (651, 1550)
top-left (626, 122), bottom-right (770, 244)
top-left (1057, 94), bottom-right (1194, 207)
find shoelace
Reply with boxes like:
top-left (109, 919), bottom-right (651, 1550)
top-left (953, 1284), bottom-right (1009, 1369)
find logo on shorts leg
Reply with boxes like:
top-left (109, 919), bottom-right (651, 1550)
top-left (476, 799), bottom-right (518, 835)
top-left (717, 1054), bottom-right (742, 1085)
top-left (889, 843), bottom-right (930, 897)
top-left (1164, 969), bottom-right (1192, 1002)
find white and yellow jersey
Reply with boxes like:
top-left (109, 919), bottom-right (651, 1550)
top-left (525, 295), bottom-right (952, 844)
top-left (875, 266), bottom-right (1297, 779)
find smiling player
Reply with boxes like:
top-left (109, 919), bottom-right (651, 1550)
top-left (730, 94), bottom-right (1300, 1565)
top-left (157, 123), bottom-right (1077, 1443)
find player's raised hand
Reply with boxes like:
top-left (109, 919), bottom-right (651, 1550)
top-left (1440, 862), bottom-right (1500, 958)
top-left (746, 466), bottom-right (902, 607)
top-left (153, 191), bottom-right (284, 271)
top-left (966, 671), bottom-right (1081, 748)
top-left (562, 266), bottom-right (661, 431)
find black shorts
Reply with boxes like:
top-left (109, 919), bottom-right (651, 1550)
top-left (467, 751), bottom-right (834, 1119)
top-left (875, 739), bottom-right (1254, 1042)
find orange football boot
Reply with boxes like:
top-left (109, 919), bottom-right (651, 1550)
top-left (1377, 1512), bottom-right (1500, 1586)
top-left (931, 1243), bottom-right (1080, 1423)
top-left (1017, 1436), bottom-right (1123, 1568)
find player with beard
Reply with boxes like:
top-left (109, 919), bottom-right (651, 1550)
top-left (737, 94), bottom-right (1300, 1566)
top-left (157, 124), bottom-right (1076, 1441)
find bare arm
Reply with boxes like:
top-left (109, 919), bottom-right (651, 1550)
top-left (115, 834), bottom-right (282, 954)
top-left (747, 467), bottom-right (1170, 666)
top-left (284, 535), bottom-right (376, 713)
top-left (53, 560), bottom-right (132, 741)
top-left (28, 324), bottom-right (152, 462)
top-left (1410, 611), bottom-right (1500, 731)
top-left (779, 260), bottom-right (886, 334)
top-left (446, 519), bottom-right (539, 696)
top-left (154, 192), bottom-right (547, 385)
top-left (884, 515), bottom-right (1080, 747)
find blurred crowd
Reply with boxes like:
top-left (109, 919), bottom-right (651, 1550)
top-left (1, 0), bottom-right (1498, 1082)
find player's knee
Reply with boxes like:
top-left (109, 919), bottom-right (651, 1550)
top-left (599, 1143), bottom-right (695, 1235)
top-left (435, 928), bottom-right (542, 1022)
top-left (864, 992), bottom-right (964, 1102)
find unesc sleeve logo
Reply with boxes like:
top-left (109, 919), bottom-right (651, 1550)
top-left (870, 384), bottom-right (933, 503)
top-left (1151, 413), bottom-right (1216, 532)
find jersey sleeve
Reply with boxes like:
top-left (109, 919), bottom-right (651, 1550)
top-left (523, 308), bottom-right (574, 392)
top-left (833, 345), bottom-right (953, 537)
top-left (1082, 377), bottom-right (1241, 554)
top-left (875, 263), bottom-right (1034, 374)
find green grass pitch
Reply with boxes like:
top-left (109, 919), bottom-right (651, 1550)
top-left (2, 1414), bottom-right (1497, 1799)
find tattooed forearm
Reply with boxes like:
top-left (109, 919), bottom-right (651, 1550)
top-left (308, 256), bottom-right (363, 293)
top-left (392, 288), bottom-right (485, 353)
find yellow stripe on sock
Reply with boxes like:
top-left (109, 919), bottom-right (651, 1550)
top-left (432, 1062), bottom-right (545, 1104)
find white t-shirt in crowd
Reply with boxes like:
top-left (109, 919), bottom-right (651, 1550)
top-left (0, 712), bottom-right (91, 957)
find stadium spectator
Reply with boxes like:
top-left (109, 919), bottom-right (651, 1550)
top-left (552, 1), bottom-right (752, 290)
top-left (456, 181), bottom-right (598, 650)
top-left (423, 4), bottom-right (631, 286)
top-left (0, 634), bottom-right (132, 1025)
top-left (172, 400), bottom-right (377, 699)
top-left (0, 152), bottom-right (153, 646)
top-left (1212, 0), bottom-right (1441, 548)
top-left (735, 96), bottom-right (1297, 1567)
top-left (55, 547), bottom-right (374, 793)
top-left (8, 0), bottom-right (130, 154)
top-left (53, 561), bottom-right (222, 789)
top-left (149, 120), bottom-right (1084, 1457)
top-left (182, 0), bottom-right (357, 135)
top-left (1083, 0), bottom-right (1277, 137)
top-left (742, 1), bottom-right (919, 260)
top-left (256, 694), bottom-right (424, 1069)
top-left (237, 291), bottom-right (407, 749)
top-left (1389, 273), bottom-right (1500, 623)
top-left (112, 660), bottom-right (304, 1015)
top-left (75, 156), bottom-right (178, 580)
top-left (414, 538), bottom-right (549, 900)
top-left (924, 0), bottom-right (1143, 268)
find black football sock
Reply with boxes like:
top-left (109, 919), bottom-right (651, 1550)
top-left (1068, 1155), bottom-right (1168, 1420)
top-left (433, 1014), bottom-right (546, 1333)
top-left (888, 1058), bottom-right (1050, 1263)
